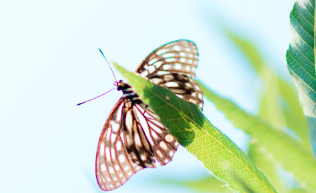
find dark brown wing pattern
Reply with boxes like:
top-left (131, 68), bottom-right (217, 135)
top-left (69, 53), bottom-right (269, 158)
top-left (136, 40), bottom-right (203, 110)
top-left (96, 98), bottom-right (179, 191)
top-left (136, 40), bottom-right (198, 78)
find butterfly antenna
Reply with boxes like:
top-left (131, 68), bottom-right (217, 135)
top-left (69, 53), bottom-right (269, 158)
top-left (99, 49), bottom-right (117, 82)
top-left (77, 88), bottom-right (116, 106)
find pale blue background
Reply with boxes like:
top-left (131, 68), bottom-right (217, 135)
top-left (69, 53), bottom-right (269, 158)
top-left (0, 0), bottom-right (295, 192)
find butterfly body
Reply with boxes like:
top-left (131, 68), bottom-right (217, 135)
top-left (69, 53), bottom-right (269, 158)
top-left (95, 40), bottom-right (203, 191)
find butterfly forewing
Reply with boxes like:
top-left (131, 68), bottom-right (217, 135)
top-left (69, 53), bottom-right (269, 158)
top-left (96, 99), bottom-right (179, 191)
top-left (96, 99), bottom-right (144, 191)
top-left (136, 40), bottom-right (198, 78)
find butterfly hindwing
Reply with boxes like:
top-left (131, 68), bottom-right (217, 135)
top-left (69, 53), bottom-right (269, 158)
top-left (133, 103), bottom-right (179, 165)
top-left (122, 99), bottom-right (156, 168)
top-left (146, 73), bottom-right (203, 110)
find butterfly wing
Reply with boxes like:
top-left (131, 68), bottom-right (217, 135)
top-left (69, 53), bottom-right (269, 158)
top-left (96, 98), bottom-right (179, 191)
top-left (136, 40), bottom-right (203, 110)
top-left (136, 40), bottom-right (198, 78)
top-left (132, 102), bottom-right (179, 166)
top-left (96, 99), bottom-right (144, 191)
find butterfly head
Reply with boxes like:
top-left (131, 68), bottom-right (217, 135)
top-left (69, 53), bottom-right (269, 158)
top-left (114, 80), bottom-right (128, 91)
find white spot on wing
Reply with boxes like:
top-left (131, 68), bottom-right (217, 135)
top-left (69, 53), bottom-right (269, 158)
top-left (163, 64), bottom-right (171, 70)
top-left (186, 66), bottom-right (190, 71)
top-left (141, 71), bottom-right (148, 77)
top-left (157, 150), bottom-right (163, 157)
top-left (165, 82), bottom-right (179, 87)
top-left (111, 148), bottom-right (116, 158)
top-left (151, 131), bottom-right (158, 139)
top-left (163, 53), bottom-right (175, 58)
top-left (166, 58), bottom-right (176, 62)
top-left (134, 133), bottom-right (142, 147)
top-left (185, 82), bottom-right (192, 88)
top-left (159, 141), bottom-right (168, 150)
top-left (100, 143), bottom-right (105, 156)
top-left (114, 164), bottom-right (120, 170)
top-left (116, 141), bottom-right (122, 150)
top-left (125, 110), bottom-right (133, 132)
top-left (176, 94), bottom-right (183, 98)
top-left (180, 58), bottom-right (186, 63)
top-left (153, 61), bottom-right (163, 68)
top-left (111, 122), bottom-right (120, 132)
top-left (174, 63), bottom-right (182, 70)
top-left (157, 71), bottom-right (170, 76)
top-left (101, 164), bottom-right (106, 172)
top-left (151, 78), bottom-right (162, 84)
top-left (147, 66), bottom-right (155, 73)
top-left (165, 134), bottom-right (174, 142)
top-left (148, 122), bottom-right (163, 133)
top-left (119, 155), bottom-right (125, 162)
top-left (148, 58), bottom-right (158, 65)
top-left (189, 99), bottom-right (196, 104)
top-left (198, 93), bottom-right (203, 99)
top-left (164, 74), bottom-right (174, 81)
top-left (111, 133), bottom-right (117, 142)
top-left (157, 49), bottom-right (167, 55)
top-left (173, 45), bottom-right (180, 51)
top-left (106, 147), bottom-right (111, 161)
top-left (109, 167), bottom-right (114, 173)
top-left (116, 103), bottom-right (124, 121)
top-left (180, 52), bottom-right (186, 57)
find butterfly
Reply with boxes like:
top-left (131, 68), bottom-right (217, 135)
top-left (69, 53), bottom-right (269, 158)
top-left (94, 40), bottom-right (203, 191)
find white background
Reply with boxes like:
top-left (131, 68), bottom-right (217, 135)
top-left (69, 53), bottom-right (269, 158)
top-left (0, 0), bottom-right (295, 192)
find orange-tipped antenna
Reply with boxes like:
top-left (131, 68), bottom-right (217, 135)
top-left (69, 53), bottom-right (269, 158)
top-left (77, 88), bottom-right (116, 106)
top-left (99, 49), bottom-right (117, 82)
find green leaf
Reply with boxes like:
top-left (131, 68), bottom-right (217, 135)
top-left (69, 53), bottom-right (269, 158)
top-left (286, 0), bottom-right (316, 155)
top-left (223, 26), bottom-right (310, 151)
top-left (248, 143), bottom-right (287, 193)
top-left (157, 176), bottom-right (233, 193)
top-left (198, 81), bottom-right (316, 192)
top-left (114, 63), bottom-right (277, 193)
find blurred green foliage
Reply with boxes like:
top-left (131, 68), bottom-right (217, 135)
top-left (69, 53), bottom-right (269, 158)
top-left (156, 2), bottom-right (315, 192)
top-left (286, 0), bottom-right (316, 156)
